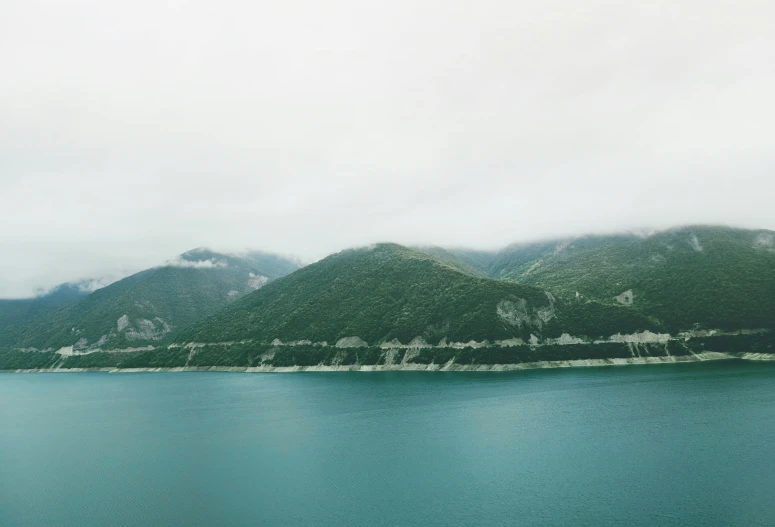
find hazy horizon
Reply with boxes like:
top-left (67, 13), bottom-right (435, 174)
top-left (2, 0), bottom-right (773, 297)
top-left (4, 222), bottom-right (771, 299)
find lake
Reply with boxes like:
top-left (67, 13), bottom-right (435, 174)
top-left (1, 361), bottom-right (774, 526)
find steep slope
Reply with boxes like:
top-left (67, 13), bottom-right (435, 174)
top-left (488, 234), bottom-right (638, 280)
top-left (7, 230), bottom-right (774, 372)
top-left (433, 248), bottom-right (499, 277)
top-left (180, 244), bottom-right (658, 346)
top-left (425, 227), bottom-right (775, 333)
top-left (438, 234), bottom-right (638, 280)
top-left (410, 246), bottom-right (488, 278)
top-left (0, 283), bottom-right (90, 334)
top-left (509, 226), bottom-right (775, 331)
top-left (2, 249), bottom-right (300, 351)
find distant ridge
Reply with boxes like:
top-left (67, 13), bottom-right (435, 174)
top-left (179, 242), bottom-right (657, 346)
top-left (0, 283), bottom-right (90, 335)
top-left (433, 226), bottom-right (775, 331)
top-left (3, 225), bottom-right (775, 372)
top-left (0, 249), bottom-right (300, 351)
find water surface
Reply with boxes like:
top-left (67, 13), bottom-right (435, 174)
top-left (1, 361), bottom-right (774, 526)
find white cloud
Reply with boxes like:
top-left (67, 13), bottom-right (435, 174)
top-left (0, 0), bottom-right (773, 296)
top-left (247, 273), bottom-right (269, 290)
top-left (164, 257), bottom-right (228, 269)
top-left (73, 277), bottom-right (120, 293)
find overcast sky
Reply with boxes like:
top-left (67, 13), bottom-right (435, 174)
top-left (1, 0), bottom-right (773, 297)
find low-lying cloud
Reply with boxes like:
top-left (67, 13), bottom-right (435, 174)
top-left (0, 0), bottom-right (773, 297)
top-left (164, 257), bottom-right (229, 270)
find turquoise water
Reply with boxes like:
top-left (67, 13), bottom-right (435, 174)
top-left (1, 362), bottom-right (774, 526)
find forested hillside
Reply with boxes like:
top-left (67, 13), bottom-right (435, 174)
top-left (0, 283), bottom-right (89, 335)
top-left (180, 244), bottom-right (658, 346)
top-left (0, 249), bottom-right (300, 351)
top-left (4, 226), bottom-right (774, 370)
top-left (430, 227), bottom-right (775, 332)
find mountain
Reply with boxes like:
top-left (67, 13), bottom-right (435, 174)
top-left (180, 243), bottom-right (657, 346)
top-left (409, 246), bottom-right (488, 278)
top-left (4, 226), bottom-right (775, 372)
top-left (0, 249), bottom-right (300, 351)
top-left (439, 226), bottom-right (775, 332)
top-left (0, 283), bottom-right (90, 334)
top-left (182, 227), bottom-right (775, 348)
top-left (463, 234), bottom-right (639, 280)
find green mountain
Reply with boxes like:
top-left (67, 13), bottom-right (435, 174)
top-left (435, 234), bottom-right (644, 279)
top-left (4, 225), bottom-right (775, 372)
top-left (180, 243), bottom-right (657, 346)
top-left (409, 246), bottom-right (488, 278)
top-left (439, 226), bottom-right (775, 332)
top-left (1, 249), bottom-right (300, 351)
top-left (181, 226), bottom-right (775, 347)
top-left (0, 283), bottom-right (90, 335)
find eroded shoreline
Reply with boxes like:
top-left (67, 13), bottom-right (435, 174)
top-left (4, 351), bottom-right (774, 374)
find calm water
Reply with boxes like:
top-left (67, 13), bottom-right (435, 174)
top-left (1, 362), bottom-right (774, 526)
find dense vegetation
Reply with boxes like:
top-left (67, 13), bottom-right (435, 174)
top-left (3, 226), bottom-right (774, 370)
top-left (11, 334), bottom-right (775, 371)
top-left (0, 349), bottom-right (60, 370)
top-left (516, 227), bottom-right (775, 331)
top-left (55, 351), bottom-right (144, 369)
top-left (0, 249), bottom-right (300, 351)
top-left (179, 244), bottom-right (658, 346)
top-left (0, 283), bottom-right (88, 335)
top-left (435, 227), bottom-right (775, 332)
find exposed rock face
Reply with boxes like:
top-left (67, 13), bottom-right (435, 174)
top-left (497, 297), bottom-right (555, 329)
top-left (383, 348), bottom-right (401, 365)
top-left (271, 339), bottom-right (313, 346)
top-left (615, 290), bottom-right (634, 306)
top-left (335, 336), bottom-right (368, 348)
top-left (116, 315), bottom-right (172, 341)
top-left (260, 350), bottom-right (275, 362)
top-left (125, 318), bottom-right (171, 341)
top-left (679, 329), bottom-right (718, 339)
top-left (330, 350), bottom-right (350, 365)
top-left (401, 349), bottom-right (419, 364)
top-left (679, 328), bottom-right (769, 340)
top-left (441, 340), bottom-right (488, 349)
top-left (56, 346), bottom-right (74, 356)
top-left (380, 339), bottom-right (403, 349)
top-left (540, 295), bottom-right (556, 324)
top-left (546, 333), bottom-right (586, 345)
top-left (407, 337), bottom-right (431, 349)
top-left (495, 338), bottom-right (524, 347)
top-left (607, 330), bottom-right (671, 344)
top-left (739, 352), bottom-right (775, 361)
top-left (13, 350), bottom-right (775, 374)
top-left (497, 298), bottom-right (531, 327)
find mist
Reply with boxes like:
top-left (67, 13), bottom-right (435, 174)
top-left (1, 0), bottom-right (773, 297)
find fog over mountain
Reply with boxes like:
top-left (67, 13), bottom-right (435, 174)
top-left (1, 0), bottom-right (773, 297)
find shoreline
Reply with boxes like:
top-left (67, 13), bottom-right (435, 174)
top-left (4, 352), bottom-right (774, 374)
